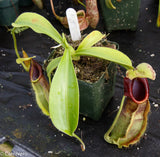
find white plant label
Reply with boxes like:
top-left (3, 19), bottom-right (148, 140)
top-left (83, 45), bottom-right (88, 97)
top-left (66, 8), bottom-right (81, 41)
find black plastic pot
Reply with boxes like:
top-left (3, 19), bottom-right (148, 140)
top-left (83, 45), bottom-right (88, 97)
top-left (19, 0), bottom-right (33, 7)
top-left (100, 0), bottom-right (141, 32)
top-left (79, 61), bottom-right (117, 120)
top-left (0, 0), bottom-right (19, 26)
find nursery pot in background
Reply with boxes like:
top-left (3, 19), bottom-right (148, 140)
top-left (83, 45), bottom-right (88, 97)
top-left (99, 0), bottom-right (141, 32)
top-left (19, 0), bottom-right (33, 7)
top-left (0, 0), bottom-right (19, 26)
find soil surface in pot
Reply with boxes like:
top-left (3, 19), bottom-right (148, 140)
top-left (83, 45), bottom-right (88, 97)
top-left (73, 56), bottom-right (109, 83)
top-left (45, 34), bottom-right (116, 83)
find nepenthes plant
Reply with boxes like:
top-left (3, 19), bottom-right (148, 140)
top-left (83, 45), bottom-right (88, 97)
top-left (11, 12), bottom-right (156, 150)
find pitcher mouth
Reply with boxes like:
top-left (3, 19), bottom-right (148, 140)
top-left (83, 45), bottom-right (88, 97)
top-left (124, 77), bottom-right (149, 104)
top-left (29, 59), bottom-right (42, 82)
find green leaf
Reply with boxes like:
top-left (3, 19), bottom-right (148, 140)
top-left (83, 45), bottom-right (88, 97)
top-left (49, 48), bottom-right (79, 136)
top-left (75, 47), bottom-right (133, 69)
top-left (12, 12), bottom-right (64, 47)
top-left (157, 0), bottom-right (160, 27)
top-left (46, 56), bottom-right (62, 84)
top-left (105, 0), bottom-right (116, 9)
top-left (77, 31), bottom-right (105, 51)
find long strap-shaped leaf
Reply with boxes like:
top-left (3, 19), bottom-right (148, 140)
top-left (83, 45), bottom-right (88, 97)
top-left (46, 56), bottom-right (62, 84)
top-left (75, 47), bottom-right (133, 70)
top-left (12, 12), bottom-right (64, 47)
top-left (77, 30), bottom-right (105, 50)
top-left (49, 48), bottom-right (85, 149)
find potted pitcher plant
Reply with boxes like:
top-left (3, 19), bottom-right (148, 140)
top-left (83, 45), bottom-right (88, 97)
top-left (11, 12), bottom-right (156, 151)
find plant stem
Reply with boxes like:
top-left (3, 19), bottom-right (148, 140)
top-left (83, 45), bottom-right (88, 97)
top-left (77, 0), bottom-right (86, 8)
top-left (11, 29), bottom-right (27, 70)
top-left (73, 133), bottom-right (85, 151)
top-left (11, 30), bottom-right (20, 58)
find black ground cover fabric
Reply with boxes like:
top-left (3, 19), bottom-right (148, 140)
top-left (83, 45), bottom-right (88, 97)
top-left (0, 0), bottom-right (160, 156)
